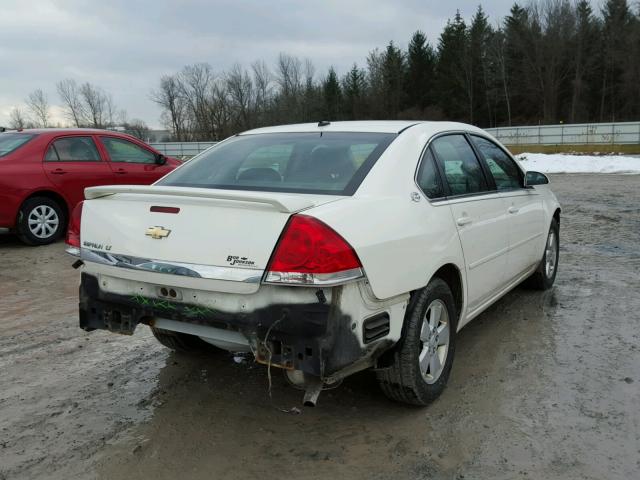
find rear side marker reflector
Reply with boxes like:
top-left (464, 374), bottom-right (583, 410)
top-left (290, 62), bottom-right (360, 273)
top-left (150, 206), bottom-right (180, 214)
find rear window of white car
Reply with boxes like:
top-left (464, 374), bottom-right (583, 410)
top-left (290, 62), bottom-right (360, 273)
top-left (0, 133), bottom-right (35, 157)
top-left (157, 132), bottom-right (396, 195)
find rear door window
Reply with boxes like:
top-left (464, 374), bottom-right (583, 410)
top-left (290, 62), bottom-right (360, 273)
top-left (416, 148), bottom-right (444, 199)
top-left (431, 135), bottom-right (488, 196)
top-left (48, 136), bottom-right (101, 162)
top-left (157, 132), bottom-right (396, 195)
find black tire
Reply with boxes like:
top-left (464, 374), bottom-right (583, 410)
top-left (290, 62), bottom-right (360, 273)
top-left (376, 278), bottom-right (458, 406)
top-left (16, 196), bottom-right (66, 246)
top-left (150, 327), bottom-right (214, 353)
top-left (524, 218), bottom-right (559, 290)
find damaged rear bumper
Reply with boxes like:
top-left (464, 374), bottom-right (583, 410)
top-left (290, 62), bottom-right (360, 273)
top-left (79, 272), bottom-right (402, 381)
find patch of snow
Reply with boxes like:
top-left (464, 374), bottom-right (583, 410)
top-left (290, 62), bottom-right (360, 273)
top-left (516, 153), bottom-right (640, 174)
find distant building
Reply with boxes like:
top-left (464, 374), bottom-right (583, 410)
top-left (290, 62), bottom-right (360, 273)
top-left (145, 129), bottom-right (173, 143)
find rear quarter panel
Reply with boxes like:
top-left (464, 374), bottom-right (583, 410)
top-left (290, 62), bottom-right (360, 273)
top-left (307, 126), bottom-right (466, 302)
top-left (308, 196), bottom-right (464, 301)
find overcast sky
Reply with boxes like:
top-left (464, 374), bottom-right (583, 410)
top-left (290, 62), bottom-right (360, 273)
top-left (0, 0), bottom-right (516, 129)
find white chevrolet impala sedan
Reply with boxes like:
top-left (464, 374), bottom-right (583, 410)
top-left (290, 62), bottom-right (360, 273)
top-left (67, 121), bottom-right (560, 406)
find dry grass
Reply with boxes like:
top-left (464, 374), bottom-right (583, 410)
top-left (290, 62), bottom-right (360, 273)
top-left (505, 143), bottom-right (640, 155)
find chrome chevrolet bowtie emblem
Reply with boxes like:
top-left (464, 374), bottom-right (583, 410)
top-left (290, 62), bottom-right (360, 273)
top-left (145, 226), bottom-right (171, 239)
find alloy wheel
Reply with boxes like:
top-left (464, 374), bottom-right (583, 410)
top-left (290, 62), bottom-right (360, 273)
top-left (419, 299), bottom-right (450, 384)
top-left (545, 230), bottom-right (557, 278)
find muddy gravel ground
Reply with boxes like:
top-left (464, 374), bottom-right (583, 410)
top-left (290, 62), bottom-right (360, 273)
top-left (1, 174), bottom-right (639, 480)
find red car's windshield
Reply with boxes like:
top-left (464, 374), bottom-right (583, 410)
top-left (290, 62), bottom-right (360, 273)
top-left (0, 133), bottom-right (36, 157)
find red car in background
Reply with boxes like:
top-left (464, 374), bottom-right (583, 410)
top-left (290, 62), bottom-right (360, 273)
top-left (0, 128), bottom-right (181, 245)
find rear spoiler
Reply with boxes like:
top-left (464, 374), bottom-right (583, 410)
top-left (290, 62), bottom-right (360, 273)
top-left (84, 185), bottom-right (319, 213)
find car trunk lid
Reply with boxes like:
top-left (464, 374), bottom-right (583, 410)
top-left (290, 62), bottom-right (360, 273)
top-left (80, 185), bottom-right (344, 293)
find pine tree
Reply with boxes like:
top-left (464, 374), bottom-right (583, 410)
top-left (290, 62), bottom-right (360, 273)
top-left (503, 3), bottom-right (532, 123)
top-left (405, 31), bottom-right (436, 114)
top-left (468, 6), bottom-right (494, 126)
top-left (599, 0), bottom-right (633, 120)
top-left (624, 6), bottom-right (640, 116)
top-left (537, 0), bottom-right (576, 123)
top-left (570, 0), bottom-right (600, 122)
top-left (342, 64), bottom-right (366, 119)
top-left (436, 11), bottom-right (470, 121)
top-left (381, 41), bottom-right (406, 118)
top-left (322, 67), bottom-right (342, 120)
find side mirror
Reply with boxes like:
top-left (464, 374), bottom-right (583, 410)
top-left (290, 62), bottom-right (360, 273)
top-left (525, 171), bottom-right (549, 187)
top-left (155, 153), bottom-right (167, 166)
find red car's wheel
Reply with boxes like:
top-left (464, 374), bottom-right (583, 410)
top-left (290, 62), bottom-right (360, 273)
top-left (17, 197), bottom-right (66, 246)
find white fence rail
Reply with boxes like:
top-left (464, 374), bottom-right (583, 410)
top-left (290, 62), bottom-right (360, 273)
top-left (485, 121), bottom-right (640, 146)
top-left (150, 121), bottom-right (640, 157)
top-left (149, 141), bottom-right (217, 157)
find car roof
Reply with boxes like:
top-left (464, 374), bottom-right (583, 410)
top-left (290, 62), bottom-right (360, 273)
top-left (241, 121), bottom-right (419, 135)
top-left (3, 128), bottom-right (144, 140)
top-left (239, 120), bottom-right (486, 136)
top-left (5, 128), bottom-right (133, 137)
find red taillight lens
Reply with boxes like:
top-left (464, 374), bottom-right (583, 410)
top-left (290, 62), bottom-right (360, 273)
top-left (265, 215), bottom-right (363, 285)
top-left (65, 201), bottom-right (84, 250)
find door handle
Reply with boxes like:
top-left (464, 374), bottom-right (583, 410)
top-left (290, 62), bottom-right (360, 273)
top-left (508, 206), bottom-right (520, 214)
top-left (50, 168), bottom-right (67, 175)
top-left (114, 169), bottom-right (127, 174)
top-left (456, 216), bottom-right (472, 227)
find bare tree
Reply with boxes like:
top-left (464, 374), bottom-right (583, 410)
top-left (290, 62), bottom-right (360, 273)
top-left (117, 109), bottom-right (128, 126)
top-left (275, 53), bottom-right (304, 121)
top-left (303, 58), bottom-right (315, 87)
top-left (124, 119), bottom-right (150, 140)
top-left (366, 48), bottom-right (385, 118)
top-left (80, 83), bottom-right (104, 128)
top-left (252, 60), bottom-right (272, 124)
top-left (301, 59), bottom-right (318, 121)
top-left (276, 53), bottom-right (303, 96)
top-left (489, 30), bottom-right (512, 126)
top-left (151, 74), bottom-right (187, 140)
top-left (210, 81), bottom-right (232, 138)
top-left (104, 93), bottom-right (118, 128)
top-left (226, 64), bottom-right (255, 130)
top-left (9, 107), bottom-right (28, 129)
top-left (532, 0), bottom-right (575, 122)
top-left (57, 79), bottom-right (85, 127)
top-left (179, 63), bottom-right (216, 139)
top-left (25, 89), bottom-right (50, 128)
top-left (79, 82), bottom-right (115, 128)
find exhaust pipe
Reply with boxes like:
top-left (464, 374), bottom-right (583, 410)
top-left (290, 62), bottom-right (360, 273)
top-left (284, 370), bottom-right (326, 407)
top-left (302, 375), bottom-right (324, 407)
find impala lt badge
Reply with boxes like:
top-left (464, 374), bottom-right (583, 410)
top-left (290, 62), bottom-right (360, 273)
top-left (145, 226), bottom-right (171, 239)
